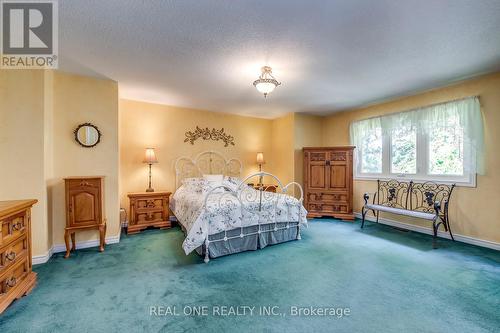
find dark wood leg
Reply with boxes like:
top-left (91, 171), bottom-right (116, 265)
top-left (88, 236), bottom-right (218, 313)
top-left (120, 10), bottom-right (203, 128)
top-left (99, 225), bottom-right (105, 252)
top-left (71, 232), bottom-right (76, 251)
top-left (64, 229), bottom-right (71, 259)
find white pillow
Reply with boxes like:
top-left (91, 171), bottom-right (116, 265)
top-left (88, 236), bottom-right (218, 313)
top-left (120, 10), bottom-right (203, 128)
top-left (203, 174), bottom-right (224, 182)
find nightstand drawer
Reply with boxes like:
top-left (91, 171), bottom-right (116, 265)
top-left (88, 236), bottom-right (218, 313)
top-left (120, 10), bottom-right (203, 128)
top-left (134, 198), bottom-right (165, 210)
top-left (1, 211), bottom-right (27, 247)
top-left (135, 211), bottom-right (165, 224)
top-left (0, 258), bottom-right (29, 298)
top-left (0, 236), bottom-right (28, 274)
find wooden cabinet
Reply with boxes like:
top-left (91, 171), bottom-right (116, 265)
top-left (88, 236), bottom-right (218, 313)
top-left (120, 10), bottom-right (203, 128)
top-left (0, 200), bottom-right (37, 314)
top-left (64, 177), bottom-right (106, 258)
top-left (303, 147), bottom-right (355, 220)
top-left (127, 192), bottom-right (171, 234)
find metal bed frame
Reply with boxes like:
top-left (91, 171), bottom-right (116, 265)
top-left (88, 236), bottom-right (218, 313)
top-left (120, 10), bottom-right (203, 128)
top-left (174, 151), bottom-right (305, 263)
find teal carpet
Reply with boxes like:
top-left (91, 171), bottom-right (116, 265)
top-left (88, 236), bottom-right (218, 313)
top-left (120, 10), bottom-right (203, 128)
top-left (1, 219), bottom-right (499, 333)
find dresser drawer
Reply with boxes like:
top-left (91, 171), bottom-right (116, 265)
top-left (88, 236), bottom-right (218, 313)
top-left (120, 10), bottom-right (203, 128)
top-left (0, 236), bottom-right (28, 273)
top-left (308, 203), bottom-right (349, 214)
top-left (135, 211), bottom-right (166, 224)
top-left (308, 192), bottom-right (348, 203)
top-left (1, 211), bottom-right (27, 247)
top-left (134, 197), bottom-right (166, 210)
top-left (133, 198), bottom-right (167, 225)
top-left (0, 258), bottom-right (29, 298)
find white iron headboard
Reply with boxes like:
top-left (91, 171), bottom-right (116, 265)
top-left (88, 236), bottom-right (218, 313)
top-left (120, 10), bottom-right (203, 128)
top-left (174, 151), bottom-right (243, 189)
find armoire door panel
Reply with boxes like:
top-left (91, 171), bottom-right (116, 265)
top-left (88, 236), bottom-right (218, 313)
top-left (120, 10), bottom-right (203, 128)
top-left (309, 164), bottom-right (326, 189)
top-left (329, 165), bottom-right (347, 189)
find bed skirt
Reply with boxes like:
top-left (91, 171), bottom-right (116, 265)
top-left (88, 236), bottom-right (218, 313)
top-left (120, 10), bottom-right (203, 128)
top-left (190, 222), bottom-right (300, 258)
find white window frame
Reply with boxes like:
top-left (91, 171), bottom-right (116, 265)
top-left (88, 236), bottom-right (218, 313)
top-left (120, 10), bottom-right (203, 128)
top-left (354, 126), bottom-right (476, 187)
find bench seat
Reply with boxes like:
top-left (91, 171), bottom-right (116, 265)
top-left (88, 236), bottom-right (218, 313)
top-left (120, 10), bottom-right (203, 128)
top-left (361, 179), bottom-right (456, 249)
top-left (365, 204), bottom-right (435, 220)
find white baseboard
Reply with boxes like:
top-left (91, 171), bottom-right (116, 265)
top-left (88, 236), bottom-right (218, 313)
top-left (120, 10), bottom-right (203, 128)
top-left (32, 234), bottom-right (121, 265)
top-left (355, 212), bottom-right (500, 251)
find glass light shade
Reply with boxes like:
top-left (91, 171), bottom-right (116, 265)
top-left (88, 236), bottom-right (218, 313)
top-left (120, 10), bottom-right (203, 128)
top-left (255, 81), bottom-right (276, 94)
top-left (256, 152), bottom-right (265, 164)
top-left (143, 148), bottom-right (158, 164)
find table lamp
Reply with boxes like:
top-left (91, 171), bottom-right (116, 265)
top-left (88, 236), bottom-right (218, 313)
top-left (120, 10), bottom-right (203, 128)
top-left (143, 148), bottom-right (158, 192)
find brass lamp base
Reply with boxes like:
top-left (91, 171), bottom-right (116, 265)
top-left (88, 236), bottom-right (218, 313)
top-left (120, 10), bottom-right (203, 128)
top-left (145, 188), bottom-right (154, 192)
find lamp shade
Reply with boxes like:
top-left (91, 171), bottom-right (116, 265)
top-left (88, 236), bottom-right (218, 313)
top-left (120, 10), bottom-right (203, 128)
top-left (143, 148), bottom-right (158, 164)
top-left (256, 152), bottom-right (265, 164)
top-left (255, 81), bottom-right (276, 95)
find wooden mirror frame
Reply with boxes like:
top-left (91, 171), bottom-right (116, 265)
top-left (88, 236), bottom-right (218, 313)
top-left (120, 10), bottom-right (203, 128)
top-left (74, 123), bottom-right (102, 148)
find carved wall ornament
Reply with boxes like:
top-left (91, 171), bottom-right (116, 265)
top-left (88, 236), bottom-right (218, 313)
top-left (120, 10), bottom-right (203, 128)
top-left (184, 126), bottom-right (235, 147)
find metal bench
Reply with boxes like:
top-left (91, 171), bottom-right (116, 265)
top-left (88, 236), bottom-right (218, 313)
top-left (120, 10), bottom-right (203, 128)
top-left (361, 179), bottom-right (455, 248)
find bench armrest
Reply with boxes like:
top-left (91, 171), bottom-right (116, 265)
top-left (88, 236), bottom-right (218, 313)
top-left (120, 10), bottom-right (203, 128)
top-left (363, 192), bottom-right (377, 205)
top-left (434, 201), bottom-right (441, 216)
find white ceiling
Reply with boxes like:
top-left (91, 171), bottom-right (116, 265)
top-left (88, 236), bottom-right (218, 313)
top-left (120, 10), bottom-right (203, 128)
top-left (59, 0), bottom-right (500, 118)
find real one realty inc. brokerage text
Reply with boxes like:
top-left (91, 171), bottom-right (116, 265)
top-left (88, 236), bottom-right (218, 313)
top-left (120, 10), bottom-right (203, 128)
top-left (149, 305), bottom-right (351, 318)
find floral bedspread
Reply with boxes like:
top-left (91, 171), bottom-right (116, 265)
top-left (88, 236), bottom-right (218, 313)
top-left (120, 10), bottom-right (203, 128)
top-left (171, 184), bottom-right (308, 255)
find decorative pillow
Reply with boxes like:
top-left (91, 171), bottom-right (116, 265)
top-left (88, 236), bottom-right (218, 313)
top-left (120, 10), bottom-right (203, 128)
top-left (182, 177), bottom-right (207, 188)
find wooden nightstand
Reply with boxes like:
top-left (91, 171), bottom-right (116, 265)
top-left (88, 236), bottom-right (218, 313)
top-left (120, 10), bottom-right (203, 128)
top-left (249, 183), bottom-right (277, 193)
top-left (127, 191), bottom-right (171, 234)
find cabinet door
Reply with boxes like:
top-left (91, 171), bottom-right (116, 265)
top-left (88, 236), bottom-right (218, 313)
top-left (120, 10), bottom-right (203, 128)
top-left (308, 152), bottom-right (328, 190)
top-left (68, 182), bottom-right (101, 227)
top-left (327, 151), bottom-right (350, 191)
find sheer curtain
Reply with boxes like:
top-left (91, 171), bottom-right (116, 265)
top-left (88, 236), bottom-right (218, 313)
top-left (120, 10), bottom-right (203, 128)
top-left (350, 97), bottom-right (484, 175)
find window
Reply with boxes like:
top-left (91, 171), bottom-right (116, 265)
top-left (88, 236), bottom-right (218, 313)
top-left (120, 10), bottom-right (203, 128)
top-left (391, 127), bottom-right (416, 174)
top-left (350, 97), bottom-right (483, 186)
top-left (360, 128), bottom-right (382, 173)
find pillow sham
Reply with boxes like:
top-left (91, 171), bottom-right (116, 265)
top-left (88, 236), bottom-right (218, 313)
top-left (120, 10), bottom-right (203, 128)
top-left (182, 177), bottom-right (207, 188)
top-left (203, 174), bottom-right (224, 182)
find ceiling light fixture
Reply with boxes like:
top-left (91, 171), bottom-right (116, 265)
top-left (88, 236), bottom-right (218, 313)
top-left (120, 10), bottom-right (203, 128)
top-left (253, 66), bottom-right (281, 98)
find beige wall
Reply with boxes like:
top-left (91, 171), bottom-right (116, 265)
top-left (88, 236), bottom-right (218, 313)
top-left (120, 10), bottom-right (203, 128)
top-left (49, 71), bottom-right (120, 245)
top-left (119, 99), bottom-right (272, 210)
top-left (322, 72), bottom-right (500, 243)
top-left (0, 70), bottom-right (119, 257)
top-left (269, 113), bottom-right (295, 186)
top-left (0, 70), bottom-right (51, 255)
top-left (293, 114), bottom-right (323, 190)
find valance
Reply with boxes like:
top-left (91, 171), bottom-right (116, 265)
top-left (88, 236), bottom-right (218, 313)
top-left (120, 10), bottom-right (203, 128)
top-left (349, 97), bottom-right (484, 174)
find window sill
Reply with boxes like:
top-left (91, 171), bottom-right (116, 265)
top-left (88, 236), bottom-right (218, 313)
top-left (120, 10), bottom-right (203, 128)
top-left (353, 174), bottom-right (477, 188)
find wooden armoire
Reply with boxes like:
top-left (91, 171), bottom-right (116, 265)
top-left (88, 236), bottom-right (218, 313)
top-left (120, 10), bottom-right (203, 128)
top-left (303, 147), bottom-right (355, 220)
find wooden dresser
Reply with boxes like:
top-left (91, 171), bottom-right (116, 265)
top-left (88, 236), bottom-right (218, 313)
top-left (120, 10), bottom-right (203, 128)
top-left (303, 147), bottom-right (355, 220)
top-left (127, 192), bottom-right (171, 234)
top-left (64, 177), bottom-right (106, 258)
top-left (0, 200), bottom-right (37, 314)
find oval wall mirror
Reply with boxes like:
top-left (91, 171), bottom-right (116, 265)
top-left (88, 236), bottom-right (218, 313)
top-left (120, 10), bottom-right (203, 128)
top-left (74, 123), bottom-right (101, 148)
